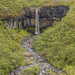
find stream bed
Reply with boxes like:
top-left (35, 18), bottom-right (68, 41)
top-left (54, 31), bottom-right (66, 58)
top-left (9, 36), bottom-right (65, 75)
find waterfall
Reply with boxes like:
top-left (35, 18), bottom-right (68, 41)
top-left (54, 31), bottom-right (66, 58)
top-left (35, 10), bottom-right (40, 34)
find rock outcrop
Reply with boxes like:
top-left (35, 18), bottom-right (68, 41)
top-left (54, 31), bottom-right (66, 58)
top-left (3, 5), bottom-right (69, 30)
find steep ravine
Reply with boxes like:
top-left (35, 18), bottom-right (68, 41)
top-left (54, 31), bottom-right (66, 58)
top-left (9, 35), bottom-right (66, 75)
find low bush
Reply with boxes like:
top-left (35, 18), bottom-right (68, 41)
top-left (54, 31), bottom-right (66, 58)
top-left (21, 66), bottom-right (39, 75)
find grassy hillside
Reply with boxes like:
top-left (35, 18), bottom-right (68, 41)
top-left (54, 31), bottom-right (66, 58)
top-left (0, 25), bottom-right (30, 75)
top-left (0, 0), bottom-right (51, 20)
top-left (32, 0), bottom-right (75, 74)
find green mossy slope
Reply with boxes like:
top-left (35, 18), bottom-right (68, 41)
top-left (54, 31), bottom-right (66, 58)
top-left (0, 25), bottom-right (29, 75)
top-left (0, 0), bottom-right (51, 20)
top-left (32, 0), bottom-right (75, 74)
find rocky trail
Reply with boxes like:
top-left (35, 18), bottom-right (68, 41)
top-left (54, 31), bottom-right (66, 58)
top-left (9, 36), bottom-right (65, 75)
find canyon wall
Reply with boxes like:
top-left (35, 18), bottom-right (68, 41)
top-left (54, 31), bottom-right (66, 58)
top-left (4, 5), bottom-right (69, 29)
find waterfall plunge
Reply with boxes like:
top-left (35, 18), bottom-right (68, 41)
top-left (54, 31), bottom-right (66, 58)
top-left (35, 10), bottom-right (40, 34)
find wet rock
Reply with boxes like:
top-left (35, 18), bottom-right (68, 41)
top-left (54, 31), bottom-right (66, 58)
top-left (21, 52), bottom-right (33, 57)
top-left (45, 68), bottom-right (50, 72)
top-left (30, 57), bottom-right (34, 60)
top-left (12, 70), bottom-right (15, 72)
top-left (30, 61), bottom-right (34, 64)
top-left (11, 72), bottom-right (14, 75)
top-left (15, 73), bottom-right (18, 75)
top-left (19, 68), bottom-right (21, 71)
top-left (39, 58), bottom-right (45, 62)
top-left (25, 45), bottom-right (27, 47)
top-left (40, 63), bottom-right (43, 66)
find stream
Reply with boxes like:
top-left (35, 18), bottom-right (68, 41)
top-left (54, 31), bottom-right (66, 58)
top-left (8, 35), bottom-right (65, 75)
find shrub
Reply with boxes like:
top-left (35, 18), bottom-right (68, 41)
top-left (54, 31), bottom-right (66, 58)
top-left (21, 66), bottom-right (39, 75)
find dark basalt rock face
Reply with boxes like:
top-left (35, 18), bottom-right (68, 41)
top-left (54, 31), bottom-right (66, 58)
top-left (22, 5), bottom-right (69, 28)
top-left (40, 6), bottom-right (69, 19)
top-left (23, 6), bottom-right (69, 19)
top-left (3, 6), bottom-right (69, 30)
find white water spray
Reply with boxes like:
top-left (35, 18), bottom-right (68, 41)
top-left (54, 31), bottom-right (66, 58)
top-left (35, 10), bottom-right (40, 34)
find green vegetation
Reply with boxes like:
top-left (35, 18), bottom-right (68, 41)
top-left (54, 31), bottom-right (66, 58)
top-left (0, 25), bottom-right (30, 75)
top-left (13, 29), bottom-right (30, 37)
top-left (25, 27), bottom-right (35, 34)
top-left (21, 66), bottom-right (39, 75)
top-left (0, 0), bottom-right (51, 20)
top-left (32, 0), bottom-right (75, 74)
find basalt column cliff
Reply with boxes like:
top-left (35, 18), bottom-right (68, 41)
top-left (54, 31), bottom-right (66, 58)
top-left (4, 6), bottom-right (69, 29)
top-left (22, 5), bottom-right (69, 28)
